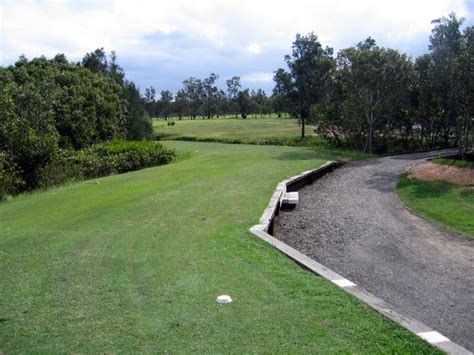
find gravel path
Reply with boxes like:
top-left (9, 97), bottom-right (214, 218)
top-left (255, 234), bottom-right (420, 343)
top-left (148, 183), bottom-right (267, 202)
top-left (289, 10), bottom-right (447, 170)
top-left (273, 149), bottom-right (474, 350)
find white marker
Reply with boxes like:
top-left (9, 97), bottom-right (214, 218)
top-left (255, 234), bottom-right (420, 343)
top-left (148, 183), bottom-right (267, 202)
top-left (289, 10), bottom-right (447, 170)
top-left (216, 295), bottom-right (232, 304)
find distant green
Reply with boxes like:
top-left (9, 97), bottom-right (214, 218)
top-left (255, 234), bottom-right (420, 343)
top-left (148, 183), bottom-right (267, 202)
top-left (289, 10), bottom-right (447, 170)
top-left (397, 175), bottom-right (474, 238)
top-left (0, 142), bottom-right (436, 353)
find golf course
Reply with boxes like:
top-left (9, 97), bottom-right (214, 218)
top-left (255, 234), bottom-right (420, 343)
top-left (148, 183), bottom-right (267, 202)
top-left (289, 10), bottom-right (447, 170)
top-left (0, 139), bottom-right (438, 353)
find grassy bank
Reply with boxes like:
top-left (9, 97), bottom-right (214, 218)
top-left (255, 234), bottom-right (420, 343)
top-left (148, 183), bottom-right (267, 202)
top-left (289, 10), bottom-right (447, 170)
top-left (397, 175), bottom-right (474, 238)
top-left (0, 142), bottom-right (436, 352)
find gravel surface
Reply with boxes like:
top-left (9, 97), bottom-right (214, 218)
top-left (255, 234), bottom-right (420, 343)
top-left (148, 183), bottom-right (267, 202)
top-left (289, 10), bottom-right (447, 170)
top-left (273, 149), bottom-right (474, 350)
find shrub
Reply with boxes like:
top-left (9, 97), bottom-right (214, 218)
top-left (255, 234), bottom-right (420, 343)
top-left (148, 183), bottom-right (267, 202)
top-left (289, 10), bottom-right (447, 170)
top-left (0, 152), bottom-right (25, 200)
top-left (93, 140), bottom-right (176, 173)
top-left (37, 141), bottom-right (175, 190)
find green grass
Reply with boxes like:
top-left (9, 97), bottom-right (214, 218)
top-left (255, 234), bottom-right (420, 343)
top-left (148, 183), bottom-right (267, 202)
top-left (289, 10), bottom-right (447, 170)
top-left (0, 142), bottom-right (437, 353)
top-left (153, 117), bottom-right (368, 160)
top-left (154, 117), bottom-right (308, 141)
top-left (397, 175), bottom-right (474, 238)
top-left (432, 157), bottom-right (474, 169)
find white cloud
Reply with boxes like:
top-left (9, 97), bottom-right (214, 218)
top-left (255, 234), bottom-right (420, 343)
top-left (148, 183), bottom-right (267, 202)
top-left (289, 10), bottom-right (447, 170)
top-left (1, 0), bottom-right (470, 64)
top-left (0, 0), bottom-right (471, 91)
top-left (241, 72), bottom-right (273, 82)
top-left (247, 42), bottom-right (263, 54)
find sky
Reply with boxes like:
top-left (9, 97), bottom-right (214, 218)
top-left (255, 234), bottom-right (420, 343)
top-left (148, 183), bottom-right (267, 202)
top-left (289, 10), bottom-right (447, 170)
top-left (1, 0), bottom-right (473, 95)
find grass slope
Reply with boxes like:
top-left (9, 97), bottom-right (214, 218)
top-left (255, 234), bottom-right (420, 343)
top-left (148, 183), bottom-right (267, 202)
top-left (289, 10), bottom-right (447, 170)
top-left (0, 142), bottom-right (436, 353)
top-left (397, 175), bottom-right (474, 238)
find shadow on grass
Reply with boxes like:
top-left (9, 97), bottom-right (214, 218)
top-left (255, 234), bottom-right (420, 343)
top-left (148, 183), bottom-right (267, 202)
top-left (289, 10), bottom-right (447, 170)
top-left (397, 175), bottom-right (454, 199)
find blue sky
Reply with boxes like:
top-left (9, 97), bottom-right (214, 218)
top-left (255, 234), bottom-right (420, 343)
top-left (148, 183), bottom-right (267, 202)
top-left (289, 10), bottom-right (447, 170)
top-left (1, 0), bottom-right (472, 95)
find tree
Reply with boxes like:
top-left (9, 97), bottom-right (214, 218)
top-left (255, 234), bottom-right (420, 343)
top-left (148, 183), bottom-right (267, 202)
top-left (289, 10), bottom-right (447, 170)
top-left (108, 51), bottom-right (125, 85)
top-left (122, 81), bottom-right (153, 140)
top-left (336, 38), bottom-right (415, 153)
top-left (203, 73), bottom-right (219, 119)
top-left (215, 89), bottom-right (227, 117)
top-left (282, 33), bottom-right (334, 138)
top-left (426, 13), bottom-right (473, 157)
top-left (237, 89), bottom-right (251, 118)
top-left (272, 68), bottom-right (293, 117)
top-left (182, 77), bottom-right (203, 119)
top-left (159, 90), bottom-right (173, 120)
top-left (174, 89), bottom-right (188, 120)
top-left (251, 89), bottom-right (267, 117)
top-left (458, 26), bottom-right (474, 158)
top-left (82, 48), bottom-right (108, 73)
top-left (143, 86), bottom-right (157, 117)
top-left (226, 76), bottom-right (241, 117)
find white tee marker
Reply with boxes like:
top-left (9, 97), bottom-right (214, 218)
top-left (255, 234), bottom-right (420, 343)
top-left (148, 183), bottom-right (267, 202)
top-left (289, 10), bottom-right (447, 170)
top-left (216, 295), bottom-right (232, 304)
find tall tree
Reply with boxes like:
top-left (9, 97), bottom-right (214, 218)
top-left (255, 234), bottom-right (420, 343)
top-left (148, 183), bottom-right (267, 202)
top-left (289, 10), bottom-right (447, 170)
top-left (174, 89), bottom-right (188, 120)
top-left (82, 48), bottom-right (108, 73)
top-left (182, 77), bottom-right (203, 119)
top-left (283, 33), bottom-right (334, 138)
top-left (237, 89), bottom-right (251, 119)
top-left (159, 90), bottom-right (173, 120)
top-left (203, 73), bottom-right (219, 119)
top-left (336, 38), bottom-right (415, 153)
top-left (458, 26), bottom-right (474, 158)
top-left (143, 86), bottom-right (156, 117)
top-left (433, 13), bottom-right (464, 145)
top-left (226, 76), bottom-right (241, 117)
top-left (272, 68), bottom-right (293, 117)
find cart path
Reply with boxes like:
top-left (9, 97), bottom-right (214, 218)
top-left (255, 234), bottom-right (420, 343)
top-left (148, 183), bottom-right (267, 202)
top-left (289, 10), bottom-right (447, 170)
top-left (273, 149), bottom-right (474, 350)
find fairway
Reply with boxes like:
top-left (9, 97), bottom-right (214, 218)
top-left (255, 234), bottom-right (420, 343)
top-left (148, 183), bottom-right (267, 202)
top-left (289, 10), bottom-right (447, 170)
top-left (154, 117), bottom-right (313, 142)
top-left (0, 142), bottom-right (436, 353)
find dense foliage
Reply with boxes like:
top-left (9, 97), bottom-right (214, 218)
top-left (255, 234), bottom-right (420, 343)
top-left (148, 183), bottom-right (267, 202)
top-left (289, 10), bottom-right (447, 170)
top-left (39, 141), bottom-right (175, 189)
top-left (0, 50), bottom-right (159, 199)
top-left (274, 14), bottom-right (473, 154)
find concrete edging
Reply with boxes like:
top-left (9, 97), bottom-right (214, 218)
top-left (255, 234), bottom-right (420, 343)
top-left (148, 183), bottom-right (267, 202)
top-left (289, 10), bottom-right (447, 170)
top-left (249, 161), bottom-right (471, 355)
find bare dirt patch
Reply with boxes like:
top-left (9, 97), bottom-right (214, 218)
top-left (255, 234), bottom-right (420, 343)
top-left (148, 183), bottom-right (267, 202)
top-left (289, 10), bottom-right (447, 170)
top-left (409, 161), bottom-right (474, 186)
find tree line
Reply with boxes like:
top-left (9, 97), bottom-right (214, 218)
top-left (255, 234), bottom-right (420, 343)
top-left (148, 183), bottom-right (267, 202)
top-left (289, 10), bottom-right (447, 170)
top-left (273, 13), bottom-right (473, 155)
top-left (143, 75), bottom-right (276, 120)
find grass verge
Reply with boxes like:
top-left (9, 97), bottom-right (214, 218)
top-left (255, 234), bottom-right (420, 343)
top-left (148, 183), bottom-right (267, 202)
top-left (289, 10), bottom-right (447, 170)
top-left (0, 142), bottom-right (436, 352)
top-left (432, 157), bottom-right (474, 169)
top-left (397, 175), bottom-right (474, 238)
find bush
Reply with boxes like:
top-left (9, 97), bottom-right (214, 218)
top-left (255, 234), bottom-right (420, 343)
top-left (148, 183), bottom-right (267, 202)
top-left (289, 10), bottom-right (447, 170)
top-left (167, 120), bottom-right (176, 126)
top-left (0, 152), bottom-right (25, 200)
top-left (37, 141), bottom-right (175, 191)
top-left (93, 140), bottom-right (176, 173)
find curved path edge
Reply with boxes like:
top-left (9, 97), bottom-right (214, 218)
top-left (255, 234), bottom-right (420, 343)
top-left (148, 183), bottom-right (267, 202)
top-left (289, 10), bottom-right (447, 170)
top-left (249, 162), bottom-right (471, 355)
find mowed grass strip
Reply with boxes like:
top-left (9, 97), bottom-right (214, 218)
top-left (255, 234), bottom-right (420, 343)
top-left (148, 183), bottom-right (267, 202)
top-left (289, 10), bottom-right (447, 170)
top-left (397, 175), bottom-right (474, 238)
top-left (0, 142), bottom-right (437, 353)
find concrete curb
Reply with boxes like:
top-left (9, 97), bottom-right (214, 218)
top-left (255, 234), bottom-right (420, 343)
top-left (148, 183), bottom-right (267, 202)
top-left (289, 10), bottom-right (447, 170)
top-left (249, 162), bottom-right (471, 355)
